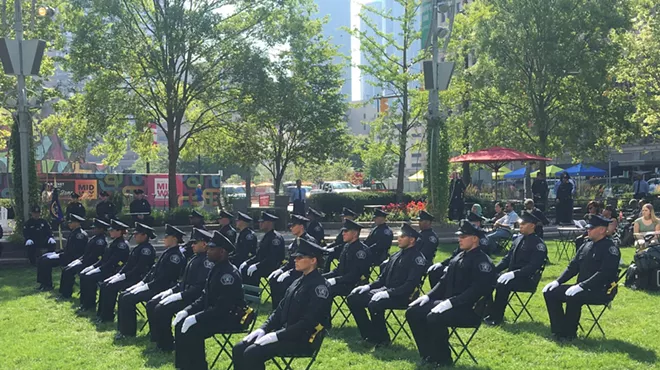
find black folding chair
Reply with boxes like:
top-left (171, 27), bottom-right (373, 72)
top-left (271, 330), bottom-right (326, 370)
top-left (505, 264), bottom-right (546, 324)
top-left (259, 277), bottom-right (271, 304)
top-left (137, 301), bottom-right (149, 333)
top-left (330, 294), bottom-right (352, 329)
top-left (210, 285), bottom-right (261, 370)
top-left (448, 297), bottom-right (487, 365)
top-left (384, 287), bottom-right (420, 343)
top-left (497, 238), bottom-right (511, 254)
top-left (579, 270), bottom-right (625, 339)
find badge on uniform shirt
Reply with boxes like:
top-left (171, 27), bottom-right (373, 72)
top-left (429, 236), bottom-right (438, 243)
top-left (384, 229), bottom-right (392, 236)
top-left (356, 250), bottom-right (367, 260)
top-left (315, 285), bottom-right (329, 299)
top-left (221, 274), bottom-right (235, 285)
top-left (609, 246), bottom-right (619, 256)
top-left (537, 243), bottom-right (547, 252)
top-left (76, 233), bottom-right (85, 240)
top-left (141, 248), bottom-right (152, 255)
top-left (272, 238), bottom-right (281, 246)
top-left (118, 242), bottom-right (128, 249)
top-left (246, 233), bottom-right (255, 240)
top-left (478, 262), bottom-right (492, 272)
top-left (204, 260), bottom-right (215, 269)
top-left (96, 239), bottom-right (106, 246)
top-left (415, 256), bottom-right (425, 266)
top-left (480, 238), bottom-right (488, 246)
top-left (170, 255), bottom-right (181, 264)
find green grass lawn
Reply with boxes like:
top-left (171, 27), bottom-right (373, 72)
top-left (0, 242), bottom-right (658, 370)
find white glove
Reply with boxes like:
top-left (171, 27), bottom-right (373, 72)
top-left (276, 271), bottom-right (290, 283)
top-left (542, 280), bottom-right (560, 293)
top-left (239, 261), bottom-right (247, 271)
top-left (25, 239), bottom-right (34, 246)
top-left (48, 237), bottom-right (56, 244)
top-left (131, 283), bottom-right (149, 294)
top-left (247, 264), bottom-right (258, 277)
top-left (243, 328), bottom-right (265, 343)
top-left (382, 259), bottom-right (389, 265)
top-left (254, 332), bottom-right (278, 346)
top-left (112, 274), bottom-right (126, 284)
top-left (172, 310), bottom-right (188, 327)
top-left (427, 263), bottom-right (442, 273)
top-left (327, 278), bottom-right (336, 286)
top-left (181, 315), bottom-right (197, 333)
top-left (86, 267), bottom-right (101, 275)
top-left (179, 246), bottom-right (186, 254)
top-left (104, 274), bottom-right (119, 283)
top-left (351, 284), bottom-right (370, 295)
top-left (126, 282), bottom-right (144, 293)
top-left (431, 299), bottom-right (453, 314)
top-left (409, 295), bottom-right (430, 307)
top-left (497, 271), bottom-right (516, 285)
top-left (268, 269), bottom-right (283, 280)
top-left (153, 288), bottom-right (173, 301)
top-left (565, 285), bottom-right (584, 297)
top-left (326, 247), bottom-right (335, 253)
top-left (371, 291), bottom-right (389, 302)
top-left (160, 292), bottom-right (182, 306)
top-left (80, 266), bottom-right (93, 274)
top-left (46, 253), bottom-right (60, 260)
top-left (67, 259), bottom-right (82, 268)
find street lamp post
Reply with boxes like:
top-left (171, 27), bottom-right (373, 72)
top-left (15, 0), bottom-right (31, 222)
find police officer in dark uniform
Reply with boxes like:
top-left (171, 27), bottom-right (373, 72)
top-left (115, 224), bottom-right (186, 338)
top-left (173, 231), bottom-right (249, 370)
top-left (233, 238), bottom-right (331, 370)
top-left (59, 219), bottom-right (109, 299)
top-left (484, 211), bottom-right (548, 326)
top-left (406, 220), bottom-right (496, 366)
top-left (231, 211), bottom-right (257, 266)
top-left (324, 208), bottom-right (358, 272)
top-left (24, 205), bottom-right (56, 266)
top-left (239, 212), bottom-right (285, 286)
top-left (181, 210), bottom-right (207, 260)
top-left (268, 215), bottom-right (317, 310)
top-left (96, 191), bottom-right (116, 222)
top-left (78, 219), bottom-right (130, 312)
top-left (323, 219), bottom-right (370, 297)
top-left (36, 213), bottom-right (88, 291)
top-left (130, 189), bottom-right (153, 226)
top-left (307, 208), bottom-right (325, 244)
top-left (217, 210), bottom-right (237, 244)
top-left (96, 222), bottom-right (156, 322)
top-left (147, 228), bottom-right (214, 352)
top-left (415, 210), bottom-right (440, 264)
top-left (543, 214), bottom-right (620, 341)
top-left (524, 199), bottom-right (550, 238)
top-left (347, 223), bottom-right (426, 346)
top-left (365, 208), bottom-right (394, 267)
top-left (66, 192), bottom-right (86, 218)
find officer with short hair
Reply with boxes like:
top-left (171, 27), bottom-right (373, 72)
top-left (78, 219), bottom-right (130, 312)
top-left (147, 228), bottom-right (214, 352)
top-left (182, 210), bottom-right (207, 259)
top-left (66, 192), bottom-right (86, 218)
top-left (24, 205), bottom-right (56, 266)
top-left (59, 219), bottom-right (109, 299)
top-left (347, 223), bottom-right (426, 346)
top-left (231, 211), bottom-right (258, 266)
top-left (130, 189), bottom-right (153, 225)
top-left (239, 212), bottom-right (285, 286)
top-left (173, 231), bottom-right (249, 370)
top-left (324, 208), bottom-right (358, 272)
top-left (415, 210), bottom-right (440, 264)
top-left (323, 219), bottom-right (370, 297)
top-left (115, 224), bottom-right (186, 338)
top-left (95, 191), bottom-right (116, 222)
top-left (233, 238), bottom-right (331, 370)
top-left (365, 208), bottom-right (394, 267)
top-left (484, 211), bottom-right (548, 326)
top-left (36, 213), bottom-right (88, 291)
top-left (543, 214), bottom-right (620, 341)
top-left (306, 208), bottom-right (325, 244)
top-left (217, 210), bottom-right (237, 243)
top-left (406, 220), bottom-right (496, 366)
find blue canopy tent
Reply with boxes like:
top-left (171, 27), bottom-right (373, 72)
top-left (558, 164), bottom-right (606, 177)
top-left (503, 167), bottom-right (527, 179)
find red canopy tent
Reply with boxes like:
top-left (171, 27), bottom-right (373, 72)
top-left (450, 147), bottom-right (552, 200)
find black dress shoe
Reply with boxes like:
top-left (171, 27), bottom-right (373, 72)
top-left (41, 285), bottom-right (53, 292)
top-left (483, 316), bottom-right (501, 326)
top-left (35, 285), bottom-right (44, 291)
top-left (114, 333), bottom-right (126, 340)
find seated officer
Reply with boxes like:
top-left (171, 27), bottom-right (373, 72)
top-left (268, 215), bottom-right (316, 310)
top-left (173, 231), bottom-right (249, 370)
top-left (231, 211), bottom-right (258, 267)
top-left (78, 219), bottom-right (130, 312)
top-left (115, 224), bottom-right (186, 339)
top-left (406, 221), bottom-right (496, 367)
top-left (365, 209), bottom-right (394, 267)
top-left (36, 213), bottom-right (88, 291)
top-left (217, 210), bottom-right (237, 243)
top-left (346, 223), bottom-right (426, 346)
top-left (306, 208), bottom-right (325, 244)
top-left (484, 211), bottom-right (548, 326)
top-left (415, 210), bottom-right (440, 264)
top-left (233, 238), bottom-right (331, 370)
top-left (323, 219), bottom-right (370, 297)
top-left (146, 228), bottom-right (214, 352)
top-left (96, 222), bottom-right (156, 323)
top-left (239, 212), bottom-right (285, 286)
top-left (543, 214), bottom-right (620, 341)
top-left (59, 219), bottom-right (109, 299)
top-left (65, 192), bottom-right (85, 218)
top-left (324, 207), bottom-right (358, 272)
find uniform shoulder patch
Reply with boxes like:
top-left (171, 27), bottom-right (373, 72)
top-left (537, 243), bottom-right (547, 252)
top-left (227, 230), bottom-right (235, 236)
top-left (383, 228), bottom-right (392, 236)
top-left (272, 238), bottom-right (282, 246)
top-left (96, 238), bottom-right (106, 246)
top-left (415, 256), bottom-right (426, 266)
top-left (76, 232), bottom-right (85, 240)
top-left (609, 246), bottom-right (620, 256)
top-left (429, 236), bottom-right (438, 243)
top-left (204, 260), bottom-right (215, 269)
top-left (480, 238), bottom-right (489, 246)
top-left (478, 262), bottom-right (492, 272)
top-left (118, 242), bottom-right (128, 250)
top-left (314, 226), bottom-right (322, 232)
top-left (356, 250), bottom-right (367, 260)
top-left (170, 254), bottom-right (182, 264)
top-left (220, 273), bottom-right (235, 285)
top-left (141, 248), bottom-right (152, 255)
top-left (315, 285), bottom-right (329, 299)
top-left (246, 233), bottom-right (255, 241)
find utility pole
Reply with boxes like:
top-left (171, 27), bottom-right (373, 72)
top-left (15, 0), bottom-right (31, 222)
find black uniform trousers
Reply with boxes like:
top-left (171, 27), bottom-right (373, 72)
top-left (36, 255), bottom-right (63, 288)
top-left (97, 279), bottom-right (135, 321)
top-left (329, 283), bottom-right (356, 298)
top-left (174, 318), bottom-right (243, 370)
top-left (269, 271), bottom-right (301, 310)
top-left (406, 302), bottom-right (480, 364)
top-left (233, 337), bottom-right (320, 370)
top-left (146, 298), bottom-right (190, 351)
top-left (544, 285), bottom-right (611, 338)
top-left (557, 199), bottom-right (574, 224)
top-left (28, 242), bottom-right (52, 266)
top-left (79, 270), bottom-right (114, 310)
top-left (117, 289), bottom-right (159, 336)
top-left (346, 289), bottom-right (409, 343)
top-left (485, 278), bottom-right (537, 322)
top-left (59, 264), bottom-right (84, 298)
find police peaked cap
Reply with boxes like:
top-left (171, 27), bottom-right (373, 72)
top-left (190, 209), bottom-right (204, 219)
top-left (520, 211), bottom-right (541, 225)
top-left (343, 219), bottom-right (363, 231)
top-left (416, 210), bottom-right (435, 222)
top-left (133, 189), bottom-right (144, 195)
top-left (289, 214), bottom-right (309, 227)
top-left (209, 231), bottom-right (235, 253)
top-left (455, 220), bottom-right (486, 238)
top-left (307, 208), bottom-right (324, 218)
top-left (342, 207), bottom-right (358, 217)
top-left (109, 219), bottom-right (129, 231)
top-left (218, 210), bottom-right (234, 220)
top-left (30, 205), bottom-right (40, 213)
top-left (237, 211), bottom-right (253, 223)
top-left (93, 218), bottom-right (110, 229)
top-left (71, 192), bottom-right (80, 199)
top-left (165, 224), bottom-right (186, 243)
top-left (135, 222), bottom-right (157, 239)
top-left (290, 238), bottom-right (325, 259)
top-left (586, 214), bottom-right (612, 229)
top-left (191, 228), bottom-right (213, 242)
top-left (399, 223), bottom-right (421, 239)
top-left (373, 209), bottom-right (389, 218)
top-left (100, 191), bottom-right (110, 197)
top-left (258, 212), bottom-right (279, 222)
top-left (67, 213), bottom-right (86, 223)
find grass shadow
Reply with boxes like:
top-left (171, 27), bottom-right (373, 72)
top-left (327, 325), bottom-right (420, 362)
top-left (498, 321), bottom-right (554, 340)
top-left (141, 343), bottom-right (175, 369)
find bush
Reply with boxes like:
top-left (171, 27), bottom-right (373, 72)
top-left (308, 192), bottom-right (425, 220)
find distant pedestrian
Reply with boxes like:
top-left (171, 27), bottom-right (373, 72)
top-left (195, 184), bottom-right (203, 208)
top-left (633, 175), bottom-right (649, 200)
top-left (291, 179), bottom-right (307, 215)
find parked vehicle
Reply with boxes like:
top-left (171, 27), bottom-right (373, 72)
top-left (310, 181), bottom-right (361, 195)
top-left (221, 184), bottom-right (247, 199)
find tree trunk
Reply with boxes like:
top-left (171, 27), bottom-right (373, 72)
top-left (245, 166), bottom-right (252, 203)
top-left (167, 141), bottom-right (179, 209)
top-left (539, 131), bottom-right (548, 177)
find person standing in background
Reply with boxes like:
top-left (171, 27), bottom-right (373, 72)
top-left (532, 172), bottom-right (549, 212)
top-left (633, 175), bottom-right (649, 200)
top-left (291, 179), bottom-right (307, 215)
top-left (195, 184), bottom-right (203, 208)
